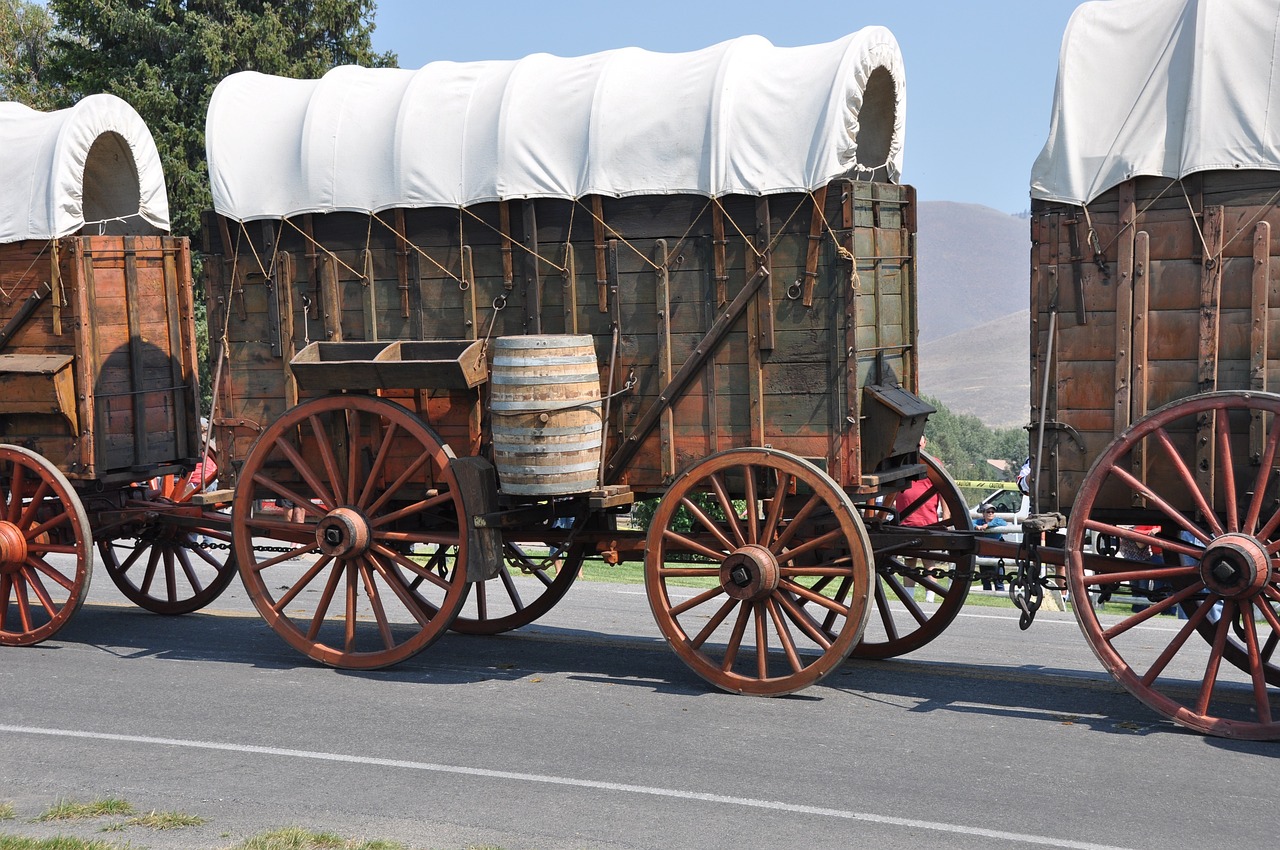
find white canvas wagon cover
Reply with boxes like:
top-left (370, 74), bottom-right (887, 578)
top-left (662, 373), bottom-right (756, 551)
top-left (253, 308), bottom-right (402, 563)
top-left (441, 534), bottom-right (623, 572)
top-left (0, 93), bottom-right (170, 243)
top-left (206, 28), bottom-right (905, 222)
top-left (1032, 0), bottom-right (1280, 206)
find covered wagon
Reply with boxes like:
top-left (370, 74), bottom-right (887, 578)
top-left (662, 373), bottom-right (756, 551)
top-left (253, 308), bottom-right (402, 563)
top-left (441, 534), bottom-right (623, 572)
top-left (202, 28), bottom-right (974, 690)
top-left (0, 94), bottom-right (229, 646)
top-left (1028, 0), bottom-right (1280, 738)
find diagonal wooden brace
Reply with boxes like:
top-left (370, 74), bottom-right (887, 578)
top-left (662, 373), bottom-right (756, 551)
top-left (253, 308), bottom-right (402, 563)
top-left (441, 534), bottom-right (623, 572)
top-left (602, 265), bottom-right (770, 483)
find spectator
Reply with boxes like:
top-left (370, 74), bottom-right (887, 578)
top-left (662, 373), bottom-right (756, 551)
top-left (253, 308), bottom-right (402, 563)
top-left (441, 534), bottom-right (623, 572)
top-left (892, 437), bottom-right (950, 603)
top-left (974, 505), bottom-right (1008, 591)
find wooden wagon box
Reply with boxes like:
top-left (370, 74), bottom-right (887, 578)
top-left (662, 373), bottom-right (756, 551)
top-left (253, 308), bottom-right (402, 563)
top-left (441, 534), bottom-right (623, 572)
top-left (0, 235), bottom-right (201, 482)
top-left (203, 179), bottom-right (924, 497)
top-left (1031, 170), bottom-right (1280, 515)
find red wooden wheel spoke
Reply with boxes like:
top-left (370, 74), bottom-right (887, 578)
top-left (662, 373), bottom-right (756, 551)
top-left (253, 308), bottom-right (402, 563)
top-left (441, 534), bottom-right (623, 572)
top-left (660, 529), bottom-right (727, 562)
top-left (164, 549), bottom-right (181, 602)
top-left (308, 413), bottom-right (347, 508)
top-left (25, 541), bottom-right (79, 556)
top-left (774, 591), bottom-right (835, 650)
top-left (249, 473), bottom-right (327, 520)
top-left (248, 542), bottom-right (322, 574)
top-left (357, 422), bottom-right (401, 510)
top-left (16, 480), bottom-right (51, 529)
top-left (707, 472), bottom-right (745, 549)
top-left (356, 557), bottom-right (396, 651)
top-left (1139, 602), bottom-right (1217, 687)
top-left (762, 593), bottom-right (803, 675)
top-left (743, 465), bottom-right (760, 546)
top-left (819, 575), bottom-right (854, 633)
top-left (1196, 600), bottom-right (1236, 715)
top-left (690, 598), bottom-right (739, 649)
top-left (1214, 409), bottom-right (1239, 533)
top-left (369, 491), bottom-right (457, 529)
top-left (273, 555), bottom-right (334, 612)
top-left (871, 578), bottom-right (898, 641)
top-left (669, 585), bottom-right (727, 617)
top-left (854, 452), bottom-right (975, 660)
top-left (1106, 464), bottom-right (1215, 545)
top-left (760, 471), bottom-right (790, 548)
top-left (1150, 426), bottom-right (1225, 538)
top-left (778, 578), bottom-right (850, 616)
top-left (304, 560), bottom-right (346, 641)
top-left (345, 409), bottom-right (362, 506)
top-left (138, 547), bottom-right (162, 595)
top-left (240, 515), bottom-right (324, 544)
top-left (1240, 605), bottom-right (1273, 723)
top-left (7, 464), bottom-right (24, 522)
top-left (658, 566), bottom-right (721, 579)
top-left (25, 509), bottom-right (71, 542)
top-left (754, 602), bottom-right (769, 680)
top-left (679, 493), bottom-right (736, 552)
top-left (768, 494), bottom-right (821, 555)
top-left (1079, 564), bottom-right (1200, 586)
top-left (373, 529), bottom-right (462, 549)
top-left (272, 436), bottom-right (338, 512)
top-left (774, 528), bottom-right (848, 566)
top-left (720, 602), bottom-right (752, 672)
top-left (26, 556), bottom-right (77, 593)
top-left (1082, 518), bottom-right (1207, 558)
top-left (0, 574), bottom-right (12, 627)
top-left (187, 542), bottom-right (226, 570)
top-left (1245, 425), bottom-right (1280, 535)
top-left (364, 451), bottom-right (434, 519)
top-left (22, 568), bottom-right (58, 616)
top-left (370, 542), bottom-right (455, 593)
top-left (13, 575), bottom-right (33, 631)
top-left (1102, 583), bottom-right (1207, 640)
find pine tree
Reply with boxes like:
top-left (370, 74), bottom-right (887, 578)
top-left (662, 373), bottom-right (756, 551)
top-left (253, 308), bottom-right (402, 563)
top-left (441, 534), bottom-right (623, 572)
top-left (44, 0), bottom-right (397, 241)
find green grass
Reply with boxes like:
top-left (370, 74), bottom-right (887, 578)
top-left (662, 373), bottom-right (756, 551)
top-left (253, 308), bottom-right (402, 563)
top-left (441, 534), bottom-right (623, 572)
top-left (125, 810), bottom-right (208, 830)
top-left (32, 800), bottom-right (132, 823)
top-left (0, 796), bottom-right (506, 850)
top-left (0, 837), bottom-right (118, 850)
top-left (234, 828), bottom-right (407, 850)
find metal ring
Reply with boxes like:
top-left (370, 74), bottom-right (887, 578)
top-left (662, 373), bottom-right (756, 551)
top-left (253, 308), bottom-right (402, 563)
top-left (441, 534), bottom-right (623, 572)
top-left (493, 294), bottom-right (508, 310)
top-left (786, 280), bottom-right (803, 300)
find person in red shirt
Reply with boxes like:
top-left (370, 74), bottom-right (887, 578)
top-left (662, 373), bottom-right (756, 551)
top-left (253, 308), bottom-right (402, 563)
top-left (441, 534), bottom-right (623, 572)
top-left (891, 437), bottom-right (950, 603)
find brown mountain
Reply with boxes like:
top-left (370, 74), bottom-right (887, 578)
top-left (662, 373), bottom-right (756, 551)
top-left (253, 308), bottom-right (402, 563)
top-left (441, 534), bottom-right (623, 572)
top-left (914, 202), bottom-right (1031, 429)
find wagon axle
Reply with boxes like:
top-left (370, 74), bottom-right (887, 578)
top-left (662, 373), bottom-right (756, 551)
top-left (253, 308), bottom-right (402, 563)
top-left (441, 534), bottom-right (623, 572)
top-left (1199, 534), bottom-right (1273, 599)
top-left (0, 521), bottom-right (27, 568)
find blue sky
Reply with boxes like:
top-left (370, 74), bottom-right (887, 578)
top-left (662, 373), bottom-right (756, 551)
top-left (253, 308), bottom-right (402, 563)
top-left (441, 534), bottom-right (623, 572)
top-left (371, 1), bottom-right (1086, 215)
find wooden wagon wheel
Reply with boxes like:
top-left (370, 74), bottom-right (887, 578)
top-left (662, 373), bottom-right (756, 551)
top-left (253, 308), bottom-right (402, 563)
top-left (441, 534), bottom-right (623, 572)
top-left (232, 394), bottom-right (470, 670)
top-left (98, 470), bottom-right (236, 615)
top-left (1065, 391), bottom-right (1280, 739)
top-left (1, 445), bottom-right (93, 646)
top-left (394, 503), bottom-right (605, 635)
top-left (852, 453), bottom-right (975, 659)
top-left (645, 448), bottom-right (873, 696)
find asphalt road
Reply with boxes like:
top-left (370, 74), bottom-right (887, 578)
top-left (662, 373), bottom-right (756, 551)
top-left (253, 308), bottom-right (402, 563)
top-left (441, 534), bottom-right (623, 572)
top-left (2, 567), bottom-right (1277, 850)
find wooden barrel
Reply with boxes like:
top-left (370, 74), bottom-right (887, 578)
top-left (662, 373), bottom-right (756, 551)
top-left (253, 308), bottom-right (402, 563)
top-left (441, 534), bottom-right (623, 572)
top-left (489, 335), bottom-right (603, 496)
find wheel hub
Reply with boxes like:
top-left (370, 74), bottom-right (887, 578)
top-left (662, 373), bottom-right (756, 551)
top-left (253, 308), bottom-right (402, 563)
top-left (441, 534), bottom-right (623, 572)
top-left (0, 521), bottom-right (27, 572)
top-left (315, 508), bottom-right (372, 558)
top-left (719, 543), bottom-right (780, 601)
top-left (1199, 533), bottom-right (1273, 599)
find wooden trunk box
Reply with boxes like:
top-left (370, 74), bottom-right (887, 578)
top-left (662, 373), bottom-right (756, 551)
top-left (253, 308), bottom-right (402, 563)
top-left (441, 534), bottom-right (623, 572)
top-left (0, 235), bottom-right (201, 482)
